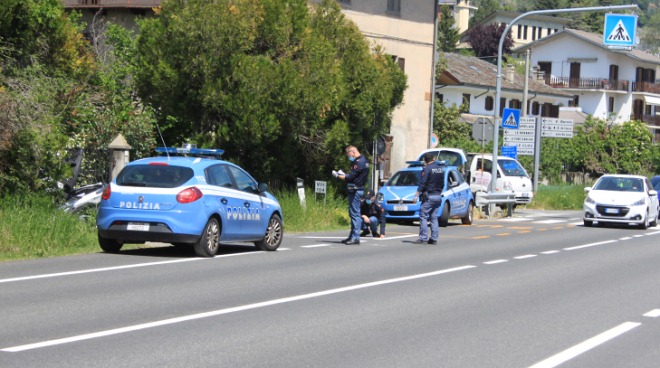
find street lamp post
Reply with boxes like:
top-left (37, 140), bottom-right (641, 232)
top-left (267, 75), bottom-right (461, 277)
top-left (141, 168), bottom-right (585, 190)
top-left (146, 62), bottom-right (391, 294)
top-left (489, 5), bottom-right (639, 213)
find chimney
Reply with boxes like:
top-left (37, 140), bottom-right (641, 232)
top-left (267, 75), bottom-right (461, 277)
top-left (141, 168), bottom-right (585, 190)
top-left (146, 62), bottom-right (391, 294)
top-left (506, 64), bottom-right (515, 83)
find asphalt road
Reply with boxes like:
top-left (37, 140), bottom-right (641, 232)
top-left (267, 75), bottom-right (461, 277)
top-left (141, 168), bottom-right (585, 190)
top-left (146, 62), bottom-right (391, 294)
top-left (1, 210), bottom-right (659, 367)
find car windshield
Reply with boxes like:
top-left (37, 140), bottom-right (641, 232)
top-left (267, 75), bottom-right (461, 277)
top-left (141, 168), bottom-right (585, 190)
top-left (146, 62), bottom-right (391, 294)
top-left (594, 177), bottom-right (644, 192)
top-left (417, 151), bottom-right (464, 166)
top-left (387, 171), bottom-right (421, 186)
top-left (498, 159), bottom-right (528, 177)
top-left (117, 165), bottom-right (194, 188)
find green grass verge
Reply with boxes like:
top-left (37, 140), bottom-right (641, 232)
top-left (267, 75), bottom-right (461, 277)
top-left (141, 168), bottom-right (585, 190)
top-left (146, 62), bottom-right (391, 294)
top-left (526, 184), bottom-right (587, 210)
top-left (0, 195), bottom-right (100, 261)
top-left (0, 184), bottom-right (587, 261)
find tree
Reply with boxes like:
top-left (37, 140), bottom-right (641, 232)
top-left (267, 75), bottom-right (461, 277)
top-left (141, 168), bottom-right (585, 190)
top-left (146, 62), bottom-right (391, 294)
top-left (433, 100), bottom-right (484, 154)
top-left (469, 0), bottom-right (501, 28)
top-left (467, 23), bottom-right (514, 60)
top-left (134, 0), bottom-right (406, 185)
top-left (640, 11), bottom-right (660, 54)
top-left (437, 6), bottom-right (460, 53)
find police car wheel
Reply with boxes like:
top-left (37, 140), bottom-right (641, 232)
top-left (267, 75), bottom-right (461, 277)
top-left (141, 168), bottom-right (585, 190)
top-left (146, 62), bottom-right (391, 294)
top-left (194, 218), bottom-right (220, 257)
top-left (98, 234), bottom-right (123, 253)
top-left (254, 214), bottom-right (283, 251)
top-left (461, 201), bottom-right (474, 225)
top-left (439, 204), bottom-right (450, 227)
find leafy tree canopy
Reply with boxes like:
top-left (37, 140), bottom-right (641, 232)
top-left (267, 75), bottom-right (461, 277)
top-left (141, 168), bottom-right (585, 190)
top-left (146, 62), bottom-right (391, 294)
top-left (134, 0), bottom-right (406, 185)
top-left (438, 6), bottom-right (460, 53)
top-left (467, 23), bottom-right (514, 60)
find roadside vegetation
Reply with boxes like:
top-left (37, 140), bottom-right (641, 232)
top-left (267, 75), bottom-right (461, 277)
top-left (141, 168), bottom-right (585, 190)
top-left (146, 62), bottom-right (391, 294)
top-left (1, 184), bottom-right (587, 262)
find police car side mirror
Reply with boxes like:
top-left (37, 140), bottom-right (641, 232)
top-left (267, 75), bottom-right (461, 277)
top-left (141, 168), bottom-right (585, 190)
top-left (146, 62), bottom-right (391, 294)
top-left (258, 182), bottom-right (268, 193)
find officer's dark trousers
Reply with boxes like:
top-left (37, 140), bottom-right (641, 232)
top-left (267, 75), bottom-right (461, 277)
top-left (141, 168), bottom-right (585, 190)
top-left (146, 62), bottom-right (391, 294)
top-left (348, 189), bottom-right (364, 240)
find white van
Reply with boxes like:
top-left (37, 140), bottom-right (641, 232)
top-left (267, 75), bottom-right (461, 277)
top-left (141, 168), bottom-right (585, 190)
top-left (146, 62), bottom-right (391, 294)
top-left (466, 153), bottom-right (533, 205)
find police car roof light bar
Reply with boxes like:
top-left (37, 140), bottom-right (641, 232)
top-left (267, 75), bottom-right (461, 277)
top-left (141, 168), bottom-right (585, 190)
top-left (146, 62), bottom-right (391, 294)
top-left (155, 147), bottom-right (224, 158)
top-left (405, 160), bottom-right (447, 167)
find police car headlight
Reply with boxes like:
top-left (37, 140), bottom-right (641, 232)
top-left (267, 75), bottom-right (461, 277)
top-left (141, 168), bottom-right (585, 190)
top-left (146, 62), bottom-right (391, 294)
top-left (376, 193), bottom-right (384, 202)
top-left (585, 196), bottom-right (595, 205)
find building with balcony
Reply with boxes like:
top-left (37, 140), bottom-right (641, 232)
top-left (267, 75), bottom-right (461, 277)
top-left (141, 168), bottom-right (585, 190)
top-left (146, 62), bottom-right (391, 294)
top-left (513, 28), bottom-right (660, 139)
top-left (436, 53), bottom-right (572, 123)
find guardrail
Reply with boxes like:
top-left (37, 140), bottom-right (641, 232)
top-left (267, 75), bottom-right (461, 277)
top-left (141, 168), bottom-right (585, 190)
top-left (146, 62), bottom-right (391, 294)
top-left (475, 191), bottom-right (516, 217)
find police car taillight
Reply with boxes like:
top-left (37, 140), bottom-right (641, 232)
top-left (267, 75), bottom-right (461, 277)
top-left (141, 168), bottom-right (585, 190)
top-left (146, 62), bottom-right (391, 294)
top-left (102, 185), bottom-right (111, 200)
top-left (177, 187), bottom-right (203, 203)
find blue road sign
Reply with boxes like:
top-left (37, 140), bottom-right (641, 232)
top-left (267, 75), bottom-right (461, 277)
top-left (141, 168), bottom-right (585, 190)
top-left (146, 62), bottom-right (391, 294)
top-left (501, 145), bottom-right (518, 160)
top-left (603, 14), bottom-right (637, 48)
top-left (501, 108), bottom-right (520, 129)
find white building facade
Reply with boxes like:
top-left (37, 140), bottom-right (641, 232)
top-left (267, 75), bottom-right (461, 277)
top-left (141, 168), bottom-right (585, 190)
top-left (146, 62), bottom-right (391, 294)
top-left (514, 29), bottom-right (660, 136)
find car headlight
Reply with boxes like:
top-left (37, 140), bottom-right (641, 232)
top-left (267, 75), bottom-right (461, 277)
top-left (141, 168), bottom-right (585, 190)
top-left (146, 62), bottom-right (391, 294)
top-left (632, 198), bottom-right (645, 206)
top-left (377, 193), bottom-right (384, 202)
top-left (585, 196), bottom-right (595, 205)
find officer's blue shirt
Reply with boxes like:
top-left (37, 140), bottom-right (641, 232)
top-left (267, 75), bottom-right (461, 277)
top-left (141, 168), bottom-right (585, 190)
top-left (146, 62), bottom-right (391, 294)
top-left (417, 161), bottom-right (445, 194)
top-left (344, 155), bottom-right (369, 188)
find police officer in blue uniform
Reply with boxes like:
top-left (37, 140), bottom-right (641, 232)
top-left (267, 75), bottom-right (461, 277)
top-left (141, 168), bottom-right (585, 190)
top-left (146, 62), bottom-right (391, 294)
top-left (333, 145), bottom-right (369, 245)
top-left (360, 189), bottom-right (386, 238)
top-left (412, 153), bottom-right (445, 244)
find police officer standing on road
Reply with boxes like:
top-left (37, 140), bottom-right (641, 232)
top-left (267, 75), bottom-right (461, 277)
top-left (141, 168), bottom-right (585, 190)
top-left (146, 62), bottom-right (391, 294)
top-left (412, 153), bottom-right (445, 244)
top-left (332, 145), bottom-right (369, 245)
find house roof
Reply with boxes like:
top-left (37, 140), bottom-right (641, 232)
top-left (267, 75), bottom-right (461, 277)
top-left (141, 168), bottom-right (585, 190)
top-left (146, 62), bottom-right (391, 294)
top-left (437, 53), bottom-right (572, 98)
top-left (513, 28), bottom-right (660, 65)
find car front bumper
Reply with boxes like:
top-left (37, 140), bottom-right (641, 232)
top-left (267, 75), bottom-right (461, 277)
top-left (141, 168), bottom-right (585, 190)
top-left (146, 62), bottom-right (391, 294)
top-left (583, 202), bottom-right (647, 225)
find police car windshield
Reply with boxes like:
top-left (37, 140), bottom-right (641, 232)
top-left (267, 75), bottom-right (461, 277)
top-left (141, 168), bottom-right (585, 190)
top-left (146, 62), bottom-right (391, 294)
top-left (387, 171), bottom-right (421, 186)
top-left (117, 165), bottom-right (194, 188)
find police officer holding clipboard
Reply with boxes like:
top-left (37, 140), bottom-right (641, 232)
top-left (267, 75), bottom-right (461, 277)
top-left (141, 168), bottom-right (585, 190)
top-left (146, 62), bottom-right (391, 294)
top-left (333, 145), bottom-right (369, 245)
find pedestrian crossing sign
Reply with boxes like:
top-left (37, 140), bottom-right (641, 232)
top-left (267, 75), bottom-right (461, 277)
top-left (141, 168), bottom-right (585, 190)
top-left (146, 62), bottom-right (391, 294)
top-left (501, 108), bottom-right (520, 129)
top-left (603, 13), bottom-right (637, 48)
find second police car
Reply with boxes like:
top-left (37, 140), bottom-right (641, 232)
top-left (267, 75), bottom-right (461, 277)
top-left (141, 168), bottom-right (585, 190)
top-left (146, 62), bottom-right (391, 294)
top-left (96, 146), bottom-right (283, 257)
top-left (377, 160), bottom-right (474, 226)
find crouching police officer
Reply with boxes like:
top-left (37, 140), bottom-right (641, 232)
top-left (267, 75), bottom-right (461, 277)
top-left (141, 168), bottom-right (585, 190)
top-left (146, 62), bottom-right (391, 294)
top-left (412, 153), bottom-right (445, 244)
top-left (332, 145), bottom-right (369, 245)
top-left (360, 189), bottom-right (386, 238)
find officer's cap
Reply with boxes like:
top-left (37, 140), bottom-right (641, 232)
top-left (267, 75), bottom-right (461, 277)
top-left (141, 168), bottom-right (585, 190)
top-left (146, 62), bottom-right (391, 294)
top-left (365, 189), bottom-right (376, 198)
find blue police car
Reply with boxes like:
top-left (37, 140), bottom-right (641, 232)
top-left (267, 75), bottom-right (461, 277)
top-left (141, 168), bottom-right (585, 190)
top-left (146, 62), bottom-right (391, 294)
top-left (96, 146), bottom-right (283, 257)
top-left (377, 161), bottom-right (474, 226)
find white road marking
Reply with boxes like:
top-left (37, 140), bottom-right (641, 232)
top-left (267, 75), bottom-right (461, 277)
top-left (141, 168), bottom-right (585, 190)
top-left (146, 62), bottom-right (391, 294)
top-left (569, 221), bottom-right (584, 226)
top-left (484, 259), bottom-right (508, 265)
top-left (643, 309), bottom-right (660, 318)
top-left (633, 234), bottom-right (645, 238)
top-left (500, 218), bottom-right (533, 222)
top-left (514, 254), bottom-right (537, 259)
top-left (541, 250), bottom-right (560, 254)
top-left (619, 237), bottom-right (633, 241)
top-left (1, 265), bottom-right (476, 352)
top-left (534, 220), bottom-right (566, 224)
top-left (528, 322), bottom-right (641, 368)
top-left (645, 231), bottom-right (660, 235)
top-left (299, 236), bottom-right (345, 239)
top-left (301, 244), bottom-right (332, 248)
top-left (563, 240), bottom-right (617, 251)
top-left (0, 252), bottom-right (264, 284)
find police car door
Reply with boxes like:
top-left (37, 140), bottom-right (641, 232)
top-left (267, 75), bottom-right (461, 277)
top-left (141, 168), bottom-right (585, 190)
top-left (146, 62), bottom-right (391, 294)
top-left (446, 169), bottom-right (469, 215)
top-left (227, 165), bottom-right (265, 240)
top-left (206, 164), bottom-right (244, 241)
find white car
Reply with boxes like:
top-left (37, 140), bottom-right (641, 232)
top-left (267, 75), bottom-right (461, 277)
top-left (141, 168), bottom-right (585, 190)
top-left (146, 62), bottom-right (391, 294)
top-left (583, 174), bottom-right (659, 229)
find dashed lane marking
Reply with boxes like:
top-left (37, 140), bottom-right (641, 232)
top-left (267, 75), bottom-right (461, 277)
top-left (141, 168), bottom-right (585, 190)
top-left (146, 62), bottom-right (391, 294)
top-left (643, 309), bottom-right (660, 318)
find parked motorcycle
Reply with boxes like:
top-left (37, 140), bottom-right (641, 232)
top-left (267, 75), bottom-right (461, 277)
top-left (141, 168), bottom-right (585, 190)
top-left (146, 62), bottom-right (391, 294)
top-left (57, 148), bottom-right (104, 214)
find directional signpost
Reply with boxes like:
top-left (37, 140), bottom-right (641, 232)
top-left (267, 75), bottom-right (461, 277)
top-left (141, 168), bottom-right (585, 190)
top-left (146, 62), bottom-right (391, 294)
top-left (541, 118), bottom-right (574, 138)
top-left (503, 117), bottom-right (535, 155)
